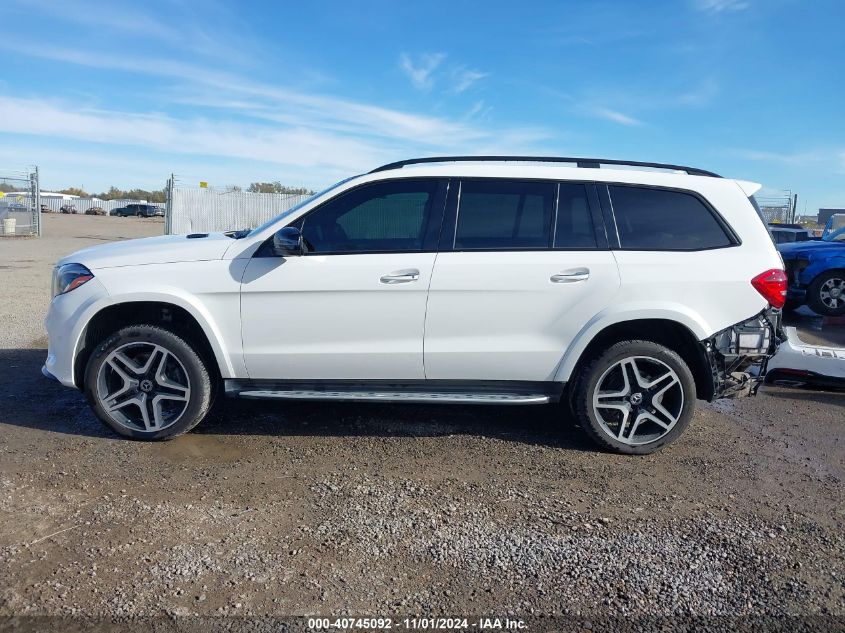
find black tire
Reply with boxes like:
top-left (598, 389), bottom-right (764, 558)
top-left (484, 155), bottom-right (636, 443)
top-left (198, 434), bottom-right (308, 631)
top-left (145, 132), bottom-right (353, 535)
top-left (782, 299), bottom-right (801, 313)
top-left (572, 340), bottom-right (696, 455)
top-left (84, 325), bottom-right (213, 440)
top-left (807, 270), bottom-right (845, 316)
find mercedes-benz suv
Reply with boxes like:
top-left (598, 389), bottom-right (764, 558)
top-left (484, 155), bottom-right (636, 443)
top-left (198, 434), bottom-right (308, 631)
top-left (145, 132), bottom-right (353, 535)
top-left (43, 157), bottom-right (785, 454)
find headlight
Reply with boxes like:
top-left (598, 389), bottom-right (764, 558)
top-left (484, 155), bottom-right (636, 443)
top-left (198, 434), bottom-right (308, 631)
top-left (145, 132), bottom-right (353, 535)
top-left (52, 263), bottom-right (94, 297)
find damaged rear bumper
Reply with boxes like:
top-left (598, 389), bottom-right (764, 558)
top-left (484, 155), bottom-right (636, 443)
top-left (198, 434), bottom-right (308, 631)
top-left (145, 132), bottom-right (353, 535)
top-left (700, 309), bottom-right (783, 400)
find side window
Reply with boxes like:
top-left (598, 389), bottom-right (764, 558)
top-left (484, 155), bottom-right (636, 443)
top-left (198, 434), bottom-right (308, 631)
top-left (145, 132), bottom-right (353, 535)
top-left (608, 185), bottom-right (733, 250)
top-left (455, 179), bottom-right (555, 250)
top-left (554, 183), bottom-right (597, 249)
top-left (301, 179), bottom-right (439, 254)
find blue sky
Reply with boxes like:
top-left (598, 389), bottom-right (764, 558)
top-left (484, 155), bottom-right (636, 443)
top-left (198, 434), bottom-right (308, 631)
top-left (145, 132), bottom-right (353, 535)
top-left (0, 0), bottom-right (842, 213)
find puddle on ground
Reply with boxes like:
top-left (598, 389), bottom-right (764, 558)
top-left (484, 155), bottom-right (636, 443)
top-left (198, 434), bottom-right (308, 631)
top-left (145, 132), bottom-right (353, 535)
top-left (156, 434), bottom-right (246, 463)
top-left (703, 398), bottom-right (739, 415)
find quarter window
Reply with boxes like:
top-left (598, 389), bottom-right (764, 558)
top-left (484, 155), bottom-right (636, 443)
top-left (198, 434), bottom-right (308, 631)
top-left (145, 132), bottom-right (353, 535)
top-left (455, 180), bottom-right (555, 250)
top-left (554, 183), bottom-right (597, 249)
top-left (608, 185), bottom-right (732, 250)
top-left (301, 179), bottom-right (439, 254)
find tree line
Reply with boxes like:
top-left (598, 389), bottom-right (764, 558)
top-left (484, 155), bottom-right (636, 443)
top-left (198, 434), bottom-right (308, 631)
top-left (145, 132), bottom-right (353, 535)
top-left (0, 181), bottom-right (313, 201)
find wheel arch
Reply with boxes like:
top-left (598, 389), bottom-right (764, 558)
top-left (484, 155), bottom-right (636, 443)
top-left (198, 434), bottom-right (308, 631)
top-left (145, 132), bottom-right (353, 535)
top-left (809, 265), bottom-right (845, 285)
top-left (557, 315), bottom-right (714, 401)
top-left (72, 299), bottom-right (230, 389)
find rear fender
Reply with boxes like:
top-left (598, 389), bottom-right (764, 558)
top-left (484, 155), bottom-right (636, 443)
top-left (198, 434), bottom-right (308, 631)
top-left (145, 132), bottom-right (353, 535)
top-left (553, 306), bottom-right (712, 383)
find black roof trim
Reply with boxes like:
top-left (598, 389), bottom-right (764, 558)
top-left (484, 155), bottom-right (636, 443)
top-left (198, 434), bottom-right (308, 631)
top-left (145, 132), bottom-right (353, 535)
top-left (369, 156), bottom-right (721, 178)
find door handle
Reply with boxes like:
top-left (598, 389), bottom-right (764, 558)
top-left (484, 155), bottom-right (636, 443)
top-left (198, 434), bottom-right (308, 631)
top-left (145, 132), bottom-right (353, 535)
top-left (551, 267), bottom-right (590, 283)
top-left (380, 269), bottom-right (420, 284)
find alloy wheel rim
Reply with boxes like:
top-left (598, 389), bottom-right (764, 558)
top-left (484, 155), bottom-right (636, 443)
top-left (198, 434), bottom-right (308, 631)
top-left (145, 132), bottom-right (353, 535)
top-left (820, 277), bottom-right (845, 309)
top-left (592, 356), bottom-right (684, 446)
top-left (96, 342), bottom-right (191, 433)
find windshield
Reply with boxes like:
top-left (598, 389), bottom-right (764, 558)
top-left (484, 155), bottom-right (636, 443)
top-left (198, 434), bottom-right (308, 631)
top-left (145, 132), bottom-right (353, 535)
top-left (244, 176), bottom-right (358, 236)
top-left (822, 226), bottom-right (845, 242)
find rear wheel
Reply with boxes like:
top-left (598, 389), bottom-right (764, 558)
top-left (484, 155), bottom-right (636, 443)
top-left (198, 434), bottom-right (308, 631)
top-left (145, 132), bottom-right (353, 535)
top-left (572, 340), bottom-right (696, 455)
top-left (807, 271), bottom-right (845, 316)
top-left (84, 325), bottom-right (213, 440)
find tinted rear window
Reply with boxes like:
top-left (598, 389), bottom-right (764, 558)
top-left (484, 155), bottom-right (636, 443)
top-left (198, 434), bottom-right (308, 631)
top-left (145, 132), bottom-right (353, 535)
top-left (455, 180), bottom-right (555, 250)
top-left (608, 185), bottom-right (732, 250)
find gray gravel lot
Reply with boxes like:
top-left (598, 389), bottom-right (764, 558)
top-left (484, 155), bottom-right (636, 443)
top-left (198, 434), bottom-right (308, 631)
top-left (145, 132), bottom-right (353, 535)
top-left (0, 214), bottom-right (842, 629)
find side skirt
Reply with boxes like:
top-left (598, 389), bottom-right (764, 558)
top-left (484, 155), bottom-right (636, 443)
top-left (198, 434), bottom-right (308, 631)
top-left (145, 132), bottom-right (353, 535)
top-left (223, 379), bottom-right (565, 406)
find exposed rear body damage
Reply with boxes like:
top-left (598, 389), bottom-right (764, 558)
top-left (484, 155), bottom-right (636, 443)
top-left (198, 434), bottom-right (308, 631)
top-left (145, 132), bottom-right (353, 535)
top-left (701, 309), bottom-right (783, 399)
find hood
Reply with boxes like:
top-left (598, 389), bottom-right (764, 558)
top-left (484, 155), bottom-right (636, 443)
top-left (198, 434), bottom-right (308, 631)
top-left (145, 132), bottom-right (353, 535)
top-left (58, 233), bottom-right (235, 270)
top-left (778, 239), bottom-right (844, 258)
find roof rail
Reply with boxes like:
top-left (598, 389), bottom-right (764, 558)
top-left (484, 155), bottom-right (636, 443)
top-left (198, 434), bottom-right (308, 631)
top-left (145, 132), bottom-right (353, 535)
top-left (369, 156), bottom-right (721, 178)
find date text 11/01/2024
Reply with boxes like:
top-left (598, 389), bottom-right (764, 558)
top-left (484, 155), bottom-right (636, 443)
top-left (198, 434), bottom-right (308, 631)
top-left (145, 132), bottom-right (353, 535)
top-left (307, 617), bottom-right (527, 630)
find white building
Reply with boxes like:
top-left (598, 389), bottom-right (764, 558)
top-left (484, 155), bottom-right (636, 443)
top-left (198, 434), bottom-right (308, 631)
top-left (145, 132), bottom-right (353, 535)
top-left (4, 191), bottom-right (82, 200)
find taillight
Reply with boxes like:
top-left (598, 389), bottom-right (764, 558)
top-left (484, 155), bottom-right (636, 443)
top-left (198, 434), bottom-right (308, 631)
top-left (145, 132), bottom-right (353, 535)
top-left (751, 269), bottom-right (787, 309)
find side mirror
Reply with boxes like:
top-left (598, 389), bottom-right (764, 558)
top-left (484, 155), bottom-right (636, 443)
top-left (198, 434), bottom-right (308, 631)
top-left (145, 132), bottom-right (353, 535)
top-left (273, 226), bottom-right (303, 257)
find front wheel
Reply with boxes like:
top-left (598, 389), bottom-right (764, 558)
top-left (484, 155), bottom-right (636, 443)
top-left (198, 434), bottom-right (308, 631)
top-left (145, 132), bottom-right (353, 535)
top-left (807, 271), bottom-right (845, 316)
top-left (84, 325), bottom-right (213, 440)
top-left (572, 340), bottom-right (696, 455)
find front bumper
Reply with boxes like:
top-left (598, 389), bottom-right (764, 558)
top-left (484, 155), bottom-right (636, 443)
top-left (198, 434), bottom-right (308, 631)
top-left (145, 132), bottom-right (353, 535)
top-left (43, 276), bottom-right (109, 388)
top-left (700, 309), bottom-right (783, 399)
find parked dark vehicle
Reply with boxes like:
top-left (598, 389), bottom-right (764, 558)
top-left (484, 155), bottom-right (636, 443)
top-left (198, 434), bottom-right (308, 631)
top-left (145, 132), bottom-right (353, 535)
top-left (767, 223), bottom-right (815, 244)
top-left (60, 204), bottom-right (78, 214)
top-left (85, 206), bottom-right (107, 216)
top-left (779, 226), bottom-right (845, 316)
top-left (110, 204), bottom-right (164, 217)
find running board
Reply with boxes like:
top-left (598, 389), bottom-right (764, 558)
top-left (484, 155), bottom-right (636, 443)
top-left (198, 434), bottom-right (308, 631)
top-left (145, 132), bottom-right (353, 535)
top-left (236, 389), bottom-right (551, 405)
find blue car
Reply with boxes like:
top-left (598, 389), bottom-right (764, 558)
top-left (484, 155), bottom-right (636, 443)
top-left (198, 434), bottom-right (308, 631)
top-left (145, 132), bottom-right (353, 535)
top-left (778, 226), bottom-right (845, 316)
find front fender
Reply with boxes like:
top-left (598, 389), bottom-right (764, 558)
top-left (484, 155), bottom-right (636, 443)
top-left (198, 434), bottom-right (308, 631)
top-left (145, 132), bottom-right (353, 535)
top-left (71, 290), bottom-right (240, 383)
top-left (800, 256), bottom-right (845, 286)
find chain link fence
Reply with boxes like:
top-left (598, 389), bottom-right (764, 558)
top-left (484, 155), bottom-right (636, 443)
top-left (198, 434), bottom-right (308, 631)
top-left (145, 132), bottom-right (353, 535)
top-left (0, 167), bottom-right (40, 237)
top-left (756, 191), bottom-right (797, 224)
top-left (165, 179), bottom-right (310, 234)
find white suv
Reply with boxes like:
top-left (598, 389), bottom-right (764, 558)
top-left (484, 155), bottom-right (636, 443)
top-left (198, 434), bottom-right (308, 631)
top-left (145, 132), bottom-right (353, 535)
top-left (43, 157), bottom-right (786, 454)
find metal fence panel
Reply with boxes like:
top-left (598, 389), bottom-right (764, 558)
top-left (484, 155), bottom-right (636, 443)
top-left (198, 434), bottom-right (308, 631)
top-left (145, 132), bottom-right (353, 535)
top-left (167, 187), bottom-right (309, 234)
top-left (0, 167), bottom-right (40, 237)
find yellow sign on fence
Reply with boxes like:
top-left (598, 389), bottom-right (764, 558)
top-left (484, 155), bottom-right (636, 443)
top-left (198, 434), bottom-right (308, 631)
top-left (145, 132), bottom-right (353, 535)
top-left (199, 181), bottom-right (208, 188)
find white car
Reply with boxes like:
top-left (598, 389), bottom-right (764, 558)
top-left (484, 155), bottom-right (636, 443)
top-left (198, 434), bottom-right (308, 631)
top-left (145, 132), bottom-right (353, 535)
top-left (43, 157), bottom-right (786, 454)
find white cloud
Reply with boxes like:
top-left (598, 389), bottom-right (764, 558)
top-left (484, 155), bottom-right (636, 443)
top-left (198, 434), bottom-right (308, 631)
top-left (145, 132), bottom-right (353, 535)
top-left (694, 0), bottom-right (750, 13)
top-left (0, 83), bottom-right (551, 181)
top-left (0, 43), bottom-right (517, 148)
top-left (451, 67), bottom-right (489, 93)
top-left (590, 107), bottom-right (643, 126)
top-left (732, 148), bottom-right (828, 165)
top-left (399, 53), bottom-right (447, 91)
top-left (0, 95), bottom-right (390, 171)
top-left (676, 79), bottom-right (719, 106)
top-left (8, 0), bottom-right (253, 62)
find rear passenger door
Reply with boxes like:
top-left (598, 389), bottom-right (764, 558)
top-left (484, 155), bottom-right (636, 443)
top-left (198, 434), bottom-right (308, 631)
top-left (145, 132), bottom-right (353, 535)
top-left (423, 179), bottom-right (621, 381)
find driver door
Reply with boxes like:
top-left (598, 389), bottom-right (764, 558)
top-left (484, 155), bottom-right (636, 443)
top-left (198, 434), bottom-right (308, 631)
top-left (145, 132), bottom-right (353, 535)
top-left (240, 178), bottom-right (447, 380)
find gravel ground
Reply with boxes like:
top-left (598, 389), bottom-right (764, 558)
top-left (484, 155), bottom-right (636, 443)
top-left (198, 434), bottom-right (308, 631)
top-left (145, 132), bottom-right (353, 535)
top-left (0, 215), bottom-right (842, 630)
top-left (0, 213), bottom-right (164, 348)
